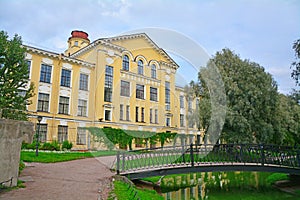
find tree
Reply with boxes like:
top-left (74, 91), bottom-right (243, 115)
top-left (0, 30), bottom-right (34, 120)
top-left (291, 39), bottom-right (300, 86)
top-left (196, 48), bottom-right (280, 144)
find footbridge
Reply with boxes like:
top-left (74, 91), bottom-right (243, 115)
top-left (115, 143), bottom-right (300, 180)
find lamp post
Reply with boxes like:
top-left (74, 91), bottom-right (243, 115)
top-left (35, 116), bottom-right (42, 156)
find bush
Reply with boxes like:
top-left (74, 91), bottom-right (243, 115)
top-left (23, 141), bottom-right (40, 150)
top-left (19, 160), bottom-right (25, 174)
top-left (40, 141), bottom-right (60, 151)
top-left (62, 140), bottom-right (73, 150)
top-left (266, 173), bottom-right (288, 185)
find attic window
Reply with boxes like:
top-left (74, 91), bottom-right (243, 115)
top-left (74, 41), bottom-right (78, 46)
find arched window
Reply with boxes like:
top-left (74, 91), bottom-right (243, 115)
top-left (151, 64), bottom-right (156, 79)
top-left (122, 55), bottom-right (129, 71)
top-left (138, 60), bottom-right (143, 75)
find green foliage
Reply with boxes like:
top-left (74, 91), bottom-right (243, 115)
top-left (85, 127), bottom-right (177, 150)
top-left (22, 141), bottom-right (40, 150)
top-left (110, 180), bottom-right (163, 200)
top-left (19, 160), bottom-right (25, 174)
top-left (266, 173), bottom-right (288, 185)
top-left (0, 30), bottom-right (34, 120)
top-left (192, 48), bottom-right (300, 145)
top-left (291, 39), bottom-right (300, 86)
top-left (40, 141), bottom-right (60, 151)
top-left (61, 140), bottom-right (73, 150)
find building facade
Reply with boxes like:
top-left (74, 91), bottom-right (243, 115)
top-left (25, 30), bottom-right (200, 150)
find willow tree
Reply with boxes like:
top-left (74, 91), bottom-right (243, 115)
top-left (0, 31), bottom-right (34, 120)
top-left (197, 48), bottom-right (279, 144)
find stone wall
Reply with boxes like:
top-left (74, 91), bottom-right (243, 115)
top-left (0, 119), bottom-right (34, 187)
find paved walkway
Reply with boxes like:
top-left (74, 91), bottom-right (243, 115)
top-left (0, 156), bottom-right (116, 200)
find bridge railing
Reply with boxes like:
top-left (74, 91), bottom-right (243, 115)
top-left (116, 144), bottom-right (300, 174)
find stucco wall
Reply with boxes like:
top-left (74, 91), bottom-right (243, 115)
top-left (0, 119), bottom-right (34, 187)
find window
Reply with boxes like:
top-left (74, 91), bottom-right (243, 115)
top-left (59, 96), bottom-right (69, 114)
top-left (136, 84), bottom-right (144, 99)
top-left (122, 55), bottom-right (129, 71)
top-left (141, 107), bottom-right (145, 122)
top-left (39, 124), bottom-right (47, 143)
top-left (58, 125), bottom-right (68, 143)
top-left (155, 109), bottom-right (158, 124)
top-left (77, 128), bottom-right (86, 145)
top-left (40, 64), bottom-right (52, 83)
top-left (150, 108), bottom-right (153, 123)
top-left (61, 69), bottom-right (71, 87)
top-left (150, 87), bottom-right (158, 101)
top-left (79, 73), bottom-right (88, 91)
top-left (138, 60), bottom-right (143, 75)
top-left (188, 99), bottom-right (192, 111)
top-left (151, 64), bottom-right (156, 79)
top-left (166, 117), bottom-right (171, 127)
top-left (189, 121), bottom-right (194, 128)
top-left (135, 107), bottom-right (139, 122)
top-left (180, 114), bottom-right (185, 127)
top-left (165, 81), bottom-right (170, 110)
top-left (126, 105), bottom-right (130, 121)
top-left (120, 81), bottom-right (130, 97)
top-left (105, 110), bottom-right (111, 121)
top-left (26, 60), bottom-right (31, 78)
top-left (18, 89), bottom-right (26, 97)
top-left (180, 95), bottom-right (184, 108)
top-left (77, 99), bottom-right (87, 116)
top-left (120, 104), bottom-right (124, 120)
top-left (104, 66), bottom-right (113, 102)
top-left (196, 98), bottom-right (200, 109)
top-left (74, 41), bottom-right (78, 46)
top-left (37, 93), bottom-right (49, 112)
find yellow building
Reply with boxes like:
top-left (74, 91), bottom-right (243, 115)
top-left (25, 30), bottom-right (200, 150)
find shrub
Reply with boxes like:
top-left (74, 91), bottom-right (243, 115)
top-left (62, 140), bottom-right (73, 150)
top-left (266, 173), bottom-right (288, 185)
top-left (40, 141), bottom-right (60, 151)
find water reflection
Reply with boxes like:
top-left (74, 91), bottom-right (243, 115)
top-left (159, 172), bottom-right (289, 200)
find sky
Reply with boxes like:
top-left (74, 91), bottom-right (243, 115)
top-left (0, 0), bottom-right (299, 94)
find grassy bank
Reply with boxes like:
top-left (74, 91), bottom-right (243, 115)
top-left (109, 180), bottom-right (163, 200)
top-left (20, 150), bottom-right (116, 163)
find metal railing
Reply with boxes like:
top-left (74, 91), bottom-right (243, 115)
top-left (116, 143), bottom-right (300, 175)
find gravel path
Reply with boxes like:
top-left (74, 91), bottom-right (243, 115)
top-left (0, 156), bottom-right (116, 200)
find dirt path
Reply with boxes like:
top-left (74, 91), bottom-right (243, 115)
top-left (0, 156), bottom-right (116, 200)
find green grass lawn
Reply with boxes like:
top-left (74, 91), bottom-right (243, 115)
top-left (20, 150), bottom-right (117, 163)
top-left (109, 180), bottom-right (163, 200)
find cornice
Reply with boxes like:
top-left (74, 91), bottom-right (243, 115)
top-left (24, 45), bottom-right (95, 68)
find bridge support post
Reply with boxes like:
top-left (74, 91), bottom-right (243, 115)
top-left (116, 151), bottom-right (120, 175)
top-left (190, 143), bottom-right (194, 167)
top-left (260, 144), bottom-right (265, 166)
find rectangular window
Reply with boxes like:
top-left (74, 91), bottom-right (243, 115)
top-left (165, 81), bottom-right (170, 110)
top-left (59, 96), bottom-right (69, 114)
top-left (136, 84), bottom-right (144, 99)
top-left (126, 105), bottom-right (130, 121)
top-left (39, 124), bottom-right (47, 143)
top-left (58, 125), bottom-right (68, 143)
top-left (155, 109), bottom-right (158, 124)
top-left (104, 66), bottom-right (113, 102)
top-left (150, 108), bottom-right (153, 123)
top-left (79, 73), bottom-right (89, 91)
top-left (135, 107), bottom-right (139, 122)
top-left (180, 95), bottom-right (184, 108)
top-left (26, 60), bottom-right (31, 78)
top-left (40, 64), bottom-right (52, 83)
top-left (37, 93), bottom-right (49, 112)
top-left (120, 104), bottom-right (124, 120)
top-left (150, 87), bottom-right (158, 101)
top-left (77, 128), bottom-right (86, 145)
top-left (120, 81), bottom-right (130, 97)
top-left (166, 117), bottom-right (171, 127)
top-left (61, 69), bottom-right (71, 87)
top-left (189, 121), bottom-right (194, 128)
top-left (105, 110), bottom-right (111, 121)
top-left (188, 99), bottom-right (193, 111)
top-left (141, 107), bottom-right (144, 122)
top-left (77, 99), bottom-right (87, 116)
top-left (180, 114), bottom-right (185, 127)
top-left (18, 89), bottom-right (26, 97)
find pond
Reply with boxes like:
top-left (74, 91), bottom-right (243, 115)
top-left (155, 172), bottom-right (298, 200)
